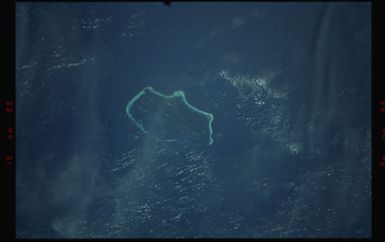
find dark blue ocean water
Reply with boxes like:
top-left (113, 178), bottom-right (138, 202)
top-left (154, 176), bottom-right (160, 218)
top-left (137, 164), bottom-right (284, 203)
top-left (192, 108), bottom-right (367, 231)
top-left (16, 2), bottom-right (371, 238)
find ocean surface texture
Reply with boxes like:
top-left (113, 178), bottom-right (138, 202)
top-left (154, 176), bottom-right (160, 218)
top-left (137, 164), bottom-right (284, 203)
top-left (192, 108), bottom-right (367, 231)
top-left (16, 3), bottom-right (371, 238)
